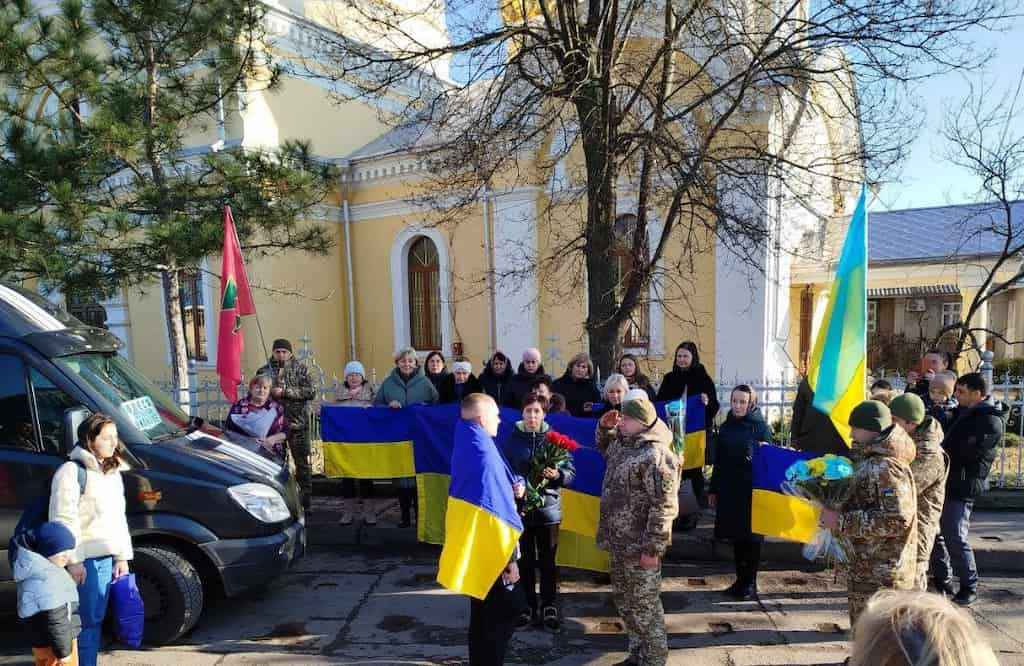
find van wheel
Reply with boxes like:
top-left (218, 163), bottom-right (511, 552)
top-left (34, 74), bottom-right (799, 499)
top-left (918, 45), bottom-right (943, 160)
top-left (132, 545), bottom-right (205, 645)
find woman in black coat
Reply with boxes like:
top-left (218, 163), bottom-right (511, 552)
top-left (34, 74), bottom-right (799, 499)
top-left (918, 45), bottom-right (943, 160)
top-left (437, 360), bottom-right (484, 404)
top-left (617, 353), bottom-right (656, 400)
top-left (479, 351), bottom-right (515, 405)
top-left (708, 385), bottom-right (773, 600)
top-left (551, 352), bottom-right (602, 417)
top-left (424, 351), bottom-right (449, 393)
top-left (655, 341), bottom-right (720, 527)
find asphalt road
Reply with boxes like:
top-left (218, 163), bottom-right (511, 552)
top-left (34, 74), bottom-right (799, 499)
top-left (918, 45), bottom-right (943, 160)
top-left (2, 546), bottom-right (1023, 665)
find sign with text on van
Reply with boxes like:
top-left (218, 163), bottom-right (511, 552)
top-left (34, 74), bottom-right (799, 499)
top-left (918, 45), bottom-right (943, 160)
top-left (121, 396), bottom-right (162, 432)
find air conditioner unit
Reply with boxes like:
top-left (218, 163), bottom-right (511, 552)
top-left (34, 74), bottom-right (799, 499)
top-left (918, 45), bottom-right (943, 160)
top-left (906, 298), bottom-right (927, 312)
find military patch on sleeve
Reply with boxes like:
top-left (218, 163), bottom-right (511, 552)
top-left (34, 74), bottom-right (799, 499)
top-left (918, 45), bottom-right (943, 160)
top-left (662, 476), bottom-right (674, 493)
top-left (882, 488), bottom-right (896, 496)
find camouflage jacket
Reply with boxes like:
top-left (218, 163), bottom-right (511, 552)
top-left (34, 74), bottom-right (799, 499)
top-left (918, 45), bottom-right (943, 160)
top-left (838, 425), bottom-right (918, 588)
top-left (910, 416), bottom-right (948, 565)
top-left (258, 357), bottom-right (316, 430)
top-left (595, 419), bottom-right (680, 558)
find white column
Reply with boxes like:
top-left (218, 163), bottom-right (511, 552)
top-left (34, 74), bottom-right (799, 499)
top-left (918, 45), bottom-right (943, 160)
top-left (490, 189), bottom-right (540, 354)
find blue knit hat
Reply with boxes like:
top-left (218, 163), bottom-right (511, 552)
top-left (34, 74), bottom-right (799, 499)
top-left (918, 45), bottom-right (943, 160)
top-left (29, 522), bottom-right (76, 558)
top-left (344, 361), bottom-right (366, 379)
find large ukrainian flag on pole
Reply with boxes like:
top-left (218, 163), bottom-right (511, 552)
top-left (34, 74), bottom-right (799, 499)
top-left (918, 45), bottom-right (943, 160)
top-left (803, 185), bottom-right (868, 448)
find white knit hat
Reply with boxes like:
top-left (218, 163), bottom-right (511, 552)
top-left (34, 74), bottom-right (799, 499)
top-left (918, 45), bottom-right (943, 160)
top-left (344, 361), bottom-right (366, 378)
top-left (453, 360), bottom-right (473, 375)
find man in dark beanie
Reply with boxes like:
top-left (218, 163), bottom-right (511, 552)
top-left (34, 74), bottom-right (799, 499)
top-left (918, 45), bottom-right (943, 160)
top-left (595, 397), bottom-right (679, 666)
top-left (259, 338), bottom-right (316, 509)
top-left (818, 399), bottom-right (917, 629)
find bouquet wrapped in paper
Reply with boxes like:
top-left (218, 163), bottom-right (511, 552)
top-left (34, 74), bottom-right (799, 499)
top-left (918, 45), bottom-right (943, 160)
top-left (522, 431), bottom-right (580, 515)
top-left (664, 398), bottom-right (687, 459)
top-left (782, 454), bottom-right (854, 562)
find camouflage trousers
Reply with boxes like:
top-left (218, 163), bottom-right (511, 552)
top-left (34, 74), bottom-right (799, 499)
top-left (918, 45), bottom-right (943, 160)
top-left (609, 553), bottom-right (667, 666)
top-left (287, 428), bottom-right (312, 503)
top-left (915, 519), bottom-right (943, 591)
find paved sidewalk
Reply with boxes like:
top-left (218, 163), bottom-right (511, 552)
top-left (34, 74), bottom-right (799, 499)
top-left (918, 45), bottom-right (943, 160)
top-left (3, 549), bottom-right (1022, 666)
top-left (309, 494), bottom-right (1024, 573)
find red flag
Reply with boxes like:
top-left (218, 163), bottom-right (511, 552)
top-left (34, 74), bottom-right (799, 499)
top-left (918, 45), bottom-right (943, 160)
top-left (216, 206), bottom-right (257, 402)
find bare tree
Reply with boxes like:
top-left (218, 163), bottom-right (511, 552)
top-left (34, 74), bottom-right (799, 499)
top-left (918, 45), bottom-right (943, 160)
top-left (307, 0), bottom-right (1009, 373)
top-left (932, 72), bottom-right (1024, 364)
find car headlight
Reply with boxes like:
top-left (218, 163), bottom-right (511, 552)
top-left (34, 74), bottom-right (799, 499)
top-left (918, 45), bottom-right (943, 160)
top-left (228, 483), bottom-right (291, 523)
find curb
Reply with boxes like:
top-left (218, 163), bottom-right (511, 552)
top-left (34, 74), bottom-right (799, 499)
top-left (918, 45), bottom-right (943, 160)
top-left (305, 505), bottom-right (1024, 574)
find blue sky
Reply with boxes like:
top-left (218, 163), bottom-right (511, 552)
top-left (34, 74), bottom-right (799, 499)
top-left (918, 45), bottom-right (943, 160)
top-left (873, 21), bottom-right (1024, 211)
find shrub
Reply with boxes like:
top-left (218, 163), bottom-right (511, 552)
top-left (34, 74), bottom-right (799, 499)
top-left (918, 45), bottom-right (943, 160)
top-left (1004, 432), bottom-right (1023, 449)
top-left (993, 358), bottom-right (1024, 379)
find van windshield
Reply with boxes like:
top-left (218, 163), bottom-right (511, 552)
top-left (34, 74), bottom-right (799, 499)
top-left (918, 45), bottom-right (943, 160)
top-left (57, 352), bottom-right (191, 440)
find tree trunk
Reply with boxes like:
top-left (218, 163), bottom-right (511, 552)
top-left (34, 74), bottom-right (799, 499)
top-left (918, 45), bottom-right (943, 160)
top-left (161, 265), bottom-right (191, 410)
top-left (577, 84), bottom-right (622, 378)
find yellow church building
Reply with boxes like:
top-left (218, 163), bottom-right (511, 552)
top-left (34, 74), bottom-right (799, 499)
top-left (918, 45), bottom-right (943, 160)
top-left (28, 0), bottom-right (886, 391)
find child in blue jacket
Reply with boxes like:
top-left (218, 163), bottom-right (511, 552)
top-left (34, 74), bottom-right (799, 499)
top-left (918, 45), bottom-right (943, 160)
top-left (13, 521), bottom-right (81, 665)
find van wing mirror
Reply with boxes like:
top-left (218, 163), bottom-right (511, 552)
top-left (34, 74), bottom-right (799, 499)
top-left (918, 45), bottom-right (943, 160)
top-left (63, 406), bottom-right (93, 454)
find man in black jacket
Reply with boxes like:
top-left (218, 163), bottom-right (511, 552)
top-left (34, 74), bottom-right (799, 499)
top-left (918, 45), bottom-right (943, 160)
top-left (930, 372), bottom-right (1009, 606)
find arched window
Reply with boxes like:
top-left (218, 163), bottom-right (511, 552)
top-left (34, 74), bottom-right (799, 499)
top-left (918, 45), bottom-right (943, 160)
top-left (613, 214), bottom-right (649, 348)
top-left (408, 236), bottom-right (441, 350)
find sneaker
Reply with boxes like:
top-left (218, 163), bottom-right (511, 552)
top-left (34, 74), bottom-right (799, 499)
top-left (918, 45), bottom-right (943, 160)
top-left (397, 518), bottom-right (412, 528)
top-left (953, 588), bottom-right (978, 606)
top-left (515, 607), bottom-right (534, 630)
top-left (363, 507), bottom-right (378, 526)
top-left (541, 605), bottom-right (561, 633)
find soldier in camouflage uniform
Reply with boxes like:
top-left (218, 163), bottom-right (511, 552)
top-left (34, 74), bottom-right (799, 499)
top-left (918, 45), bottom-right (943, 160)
top-left (596, 398), bottom-right (680, 666)
top-left (259, 338), bottom-right (316, 509)
top-left (890, 393), bottom-right (949, 591)
top-left (820, 400), bottom-right (917, 628)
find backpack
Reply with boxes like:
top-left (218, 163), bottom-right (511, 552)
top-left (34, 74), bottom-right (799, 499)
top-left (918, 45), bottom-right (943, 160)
top-left (7, 460), bottom-right (87, 569)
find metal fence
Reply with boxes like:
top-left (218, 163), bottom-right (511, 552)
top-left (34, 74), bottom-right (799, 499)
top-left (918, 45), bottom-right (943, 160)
top-left (160, 344), bottom-right (1022, 489)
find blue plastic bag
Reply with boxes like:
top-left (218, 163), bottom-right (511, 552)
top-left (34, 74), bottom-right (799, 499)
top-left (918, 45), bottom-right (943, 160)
top-left (110, 573), bottom-right (145, 647)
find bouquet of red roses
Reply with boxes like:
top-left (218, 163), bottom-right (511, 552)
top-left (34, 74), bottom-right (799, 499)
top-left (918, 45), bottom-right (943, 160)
top-left (522, 431), bottom-right (580, 515)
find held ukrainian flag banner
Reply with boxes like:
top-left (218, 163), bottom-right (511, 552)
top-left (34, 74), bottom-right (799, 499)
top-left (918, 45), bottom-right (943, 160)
top-left (437, 420), bottom-right (524, 600)
top-left (661, 394), bottom-right (707, 470)
top-left (750, 444), bottom-right (820, 543)
top-left (320, 406), bottom-right (417, 479)
top-left (318, 404), bottom-right (616, 573)
top-left (796, 185), bottom-right (868, 452)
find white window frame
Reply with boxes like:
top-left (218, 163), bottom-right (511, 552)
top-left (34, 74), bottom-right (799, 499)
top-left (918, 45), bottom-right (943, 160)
top-left (867, 300), bottom-right (878, 334)
top-left (161, 258), bottom-right (217, 369)
top-left (390, 226), bottom-right (453, 358)
top-left (941, 301), bottom-right (962, 328)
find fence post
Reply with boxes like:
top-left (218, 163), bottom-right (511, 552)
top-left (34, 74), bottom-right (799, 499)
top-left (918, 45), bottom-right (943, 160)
top-left (980, 350), bottom-right (994, 392)
top-left (188, 359), bottom-right (199, 417)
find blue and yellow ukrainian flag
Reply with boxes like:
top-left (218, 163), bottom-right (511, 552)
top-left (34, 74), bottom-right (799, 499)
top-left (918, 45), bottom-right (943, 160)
top-left (320, 406), bottom-right (416, 478)
top-left (319, 404), bottom-right (611, 574)
top-left (803, 184), bottom-right (868, 448)
top-left (750, 444), bottom-right (820, 543)
top-left (546, 413), bottom-right (610, 573)
top-left (661, 394), bottom-right (708, 470)
top-left (437, 420), bottom-right (524, 600)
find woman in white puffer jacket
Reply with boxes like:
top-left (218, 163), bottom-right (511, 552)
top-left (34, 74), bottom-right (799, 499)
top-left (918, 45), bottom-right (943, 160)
top-left (49, 413), bottom-right (133, 666)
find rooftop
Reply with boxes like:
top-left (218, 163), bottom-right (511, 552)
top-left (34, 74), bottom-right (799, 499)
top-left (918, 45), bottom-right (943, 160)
top-left (868, 200), bottom-right (1024, 263)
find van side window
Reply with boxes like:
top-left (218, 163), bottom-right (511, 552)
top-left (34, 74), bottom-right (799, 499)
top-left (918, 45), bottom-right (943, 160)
top-left (0, 354), bottom-right (35, 451)
top-left (30, 369), bottom-right (80, 455)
